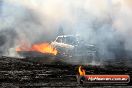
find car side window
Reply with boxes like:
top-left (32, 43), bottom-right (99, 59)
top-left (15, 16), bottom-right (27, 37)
top-left (62, 37), bottom-right (66, 43)
top-left (65, 37), bottom-right (77, 45)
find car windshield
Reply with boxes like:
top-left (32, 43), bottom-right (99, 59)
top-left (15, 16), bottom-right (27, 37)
top-left (56, 36), bottom-right (78, 45)
top-left (56, 37), bottom-right (62, 43)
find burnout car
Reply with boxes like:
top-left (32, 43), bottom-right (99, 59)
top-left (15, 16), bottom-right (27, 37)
top-left (51, 35), bottom-right (98, 64)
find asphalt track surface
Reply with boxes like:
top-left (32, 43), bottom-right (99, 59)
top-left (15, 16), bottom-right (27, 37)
top-left (0, 56), bottom-right (131, 88)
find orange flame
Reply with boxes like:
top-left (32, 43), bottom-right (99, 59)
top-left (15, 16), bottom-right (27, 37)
top-left (16, 43), bottom-right (57, 55)
top-left (78, 66), bottom-right (86, 76)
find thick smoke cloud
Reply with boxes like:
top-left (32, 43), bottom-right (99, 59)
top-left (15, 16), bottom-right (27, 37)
top-left (0, 0), bottom-right (132, 64)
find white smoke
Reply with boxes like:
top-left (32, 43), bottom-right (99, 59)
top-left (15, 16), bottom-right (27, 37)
top-left (0, 0), bottom-right (132, 64)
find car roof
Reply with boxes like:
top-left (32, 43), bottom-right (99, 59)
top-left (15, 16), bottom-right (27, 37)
top-left (57, 35), bottom-right (76, 38)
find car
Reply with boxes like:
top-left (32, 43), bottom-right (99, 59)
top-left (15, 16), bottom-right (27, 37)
top-left (51, 35), bottom-right (98, 64)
